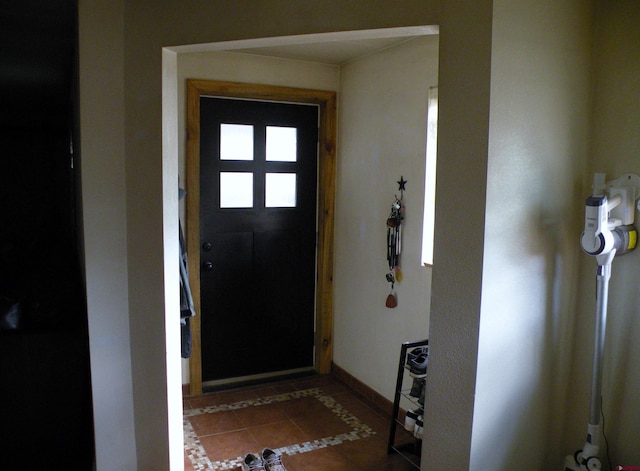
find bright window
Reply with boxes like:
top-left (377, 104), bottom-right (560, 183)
top-left (421, 86), bottom-right (438, 266)
top-left (220, 172), bottom-right (254, 208)
top-left (220, 124), bottom-right (254, 161)
top-left (266, 126), bottom-right (297, 162)
top-left (265, 173), bottom-right (297, 207)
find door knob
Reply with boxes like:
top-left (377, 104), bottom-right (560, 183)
top-left (202, 261), bottom-right (213, 271)
top-left (202, 242), bottom-right (212, 252)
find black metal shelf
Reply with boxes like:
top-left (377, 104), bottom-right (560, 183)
top-left (387, 339), bottom-right (428, 470)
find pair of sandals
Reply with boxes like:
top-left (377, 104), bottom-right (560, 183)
top-left (242, 448), bottom-right (287, 471)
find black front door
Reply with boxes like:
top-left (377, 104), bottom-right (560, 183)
top-left (199, 97), bottom-right (319, 382)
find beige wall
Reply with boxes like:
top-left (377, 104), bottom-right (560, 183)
top-left (420, 1), bottom-right (493, 467)
top-left (333, 36), bottom-right (437, 399)
top-left (568, 0), bottom-right (640, 465)
top-left (77, 1), bottom-right (139, 468)
top-left (472, 0), bottom-right (593, 469)
top-left (83, 1), bottom-right (640, 470)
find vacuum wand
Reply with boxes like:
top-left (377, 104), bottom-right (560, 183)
top-left (564, 173), bottom-right (638, 471)
top-left (590, 264), bottom-right (610, 428)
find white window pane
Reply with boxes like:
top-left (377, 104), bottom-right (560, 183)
top-left (265, 173), bottom-right (296, 207)
top-left (421, 86), bottom-right (438, 266)
top-left (220, 172), bottom-right (253, 208)
top-left (266, 126), bottom-right (297, 162)
top-left (220, 124), bottom-right (254, 161)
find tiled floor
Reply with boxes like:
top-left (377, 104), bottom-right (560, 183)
top-left (183, 374), bottom-right (418, 471)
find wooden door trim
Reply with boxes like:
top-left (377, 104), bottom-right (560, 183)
top-left (186, 79), bottom-right (336, 396)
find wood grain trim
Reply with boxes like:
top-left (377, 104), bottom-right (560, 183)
top-left (186, 80), bottom-right (203, 396)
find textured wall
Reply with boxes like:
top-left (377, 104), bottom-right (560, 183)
top-left (333, 36), bottom-right (437, 400)
top-left (569, 0), bottom-right (640, 465)
top-left (472, 1), bottom-right (593, 469)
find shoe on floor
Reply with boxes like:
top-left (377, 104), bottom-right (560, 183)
top-left (242, 453), bottom-right (266, 471)
top-left (262, 448), bottom-right (287, 471)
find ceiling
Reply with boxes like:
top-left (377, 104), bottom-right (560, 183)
top-left (225, 36), bottom-right (421, 65)
top-left (169, 25), bottom-right (439, 65)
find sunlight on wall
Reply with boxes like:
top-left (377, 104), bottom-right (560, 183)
top-left (422, 86), bottom-right (438, 266)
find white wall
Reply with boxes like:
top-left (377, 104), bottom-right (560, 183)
top-left (567, 0), bottom-right (640, 465)
top-left (420, 1), bottom-right (493, 467)
top-left (77, 1), bottom-right (138, 468)
top-left (80, 1), bottom-right (594, 470)
top-left (78, 1), bottom-right (640, 469)
top-left (176, 51), bottom-right (340, 384)
top-left (333, 36), bottom-right (437, 399)
top-left (471, 1), bottom-right (593, 469)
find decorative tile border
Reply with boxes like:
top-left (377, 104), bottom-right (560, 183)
top-left (184, 387), bottom-right (375, 470)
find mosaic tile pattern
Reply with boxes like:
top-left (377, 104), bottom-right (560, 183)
top-left (184, 387), bottom-right (375, 471)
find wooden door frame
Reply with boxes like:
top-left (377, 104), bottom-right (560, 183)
top-left (186, 79), bottom-right (336, 396)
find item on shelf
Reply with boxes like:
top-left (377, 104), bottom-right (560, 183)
top-left (388, 339), bottom-right (428, 470)
top-left (407, 346), bottom-right (429, 377)
top-left (414, 416), bottom-right (424, 439)
top-left (409, 377), bottom-right (424, 397)
top-left (404, 407), bottom-right (424, 432)
top-left (418, 385), bottom-right (425, 407)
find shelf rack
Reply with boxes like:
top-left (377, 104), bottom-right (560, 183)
top-left (387, 339), bottom-right (429, 469)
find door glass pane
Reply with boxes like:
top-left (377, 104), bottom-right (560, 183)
top-left (265, 173), bottom-right (296, 207)
top-left (266, 126), bottom-right (297, 162)
top-left (220, 172), bottom-right (253, 208)
top-left (220, 124), bottom-right (254, 161)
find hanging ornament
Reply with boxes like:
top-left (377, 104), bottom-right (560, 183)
top-left (385, 177), bottom-right (406, 308)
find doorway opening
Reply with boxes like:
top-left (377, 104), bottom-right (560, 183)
top-left (185, 80), bottom-right (337, 395)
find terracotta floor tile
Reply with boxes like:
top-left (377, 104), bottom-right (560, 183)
top-left (340, 398), bottom-right (390, 435)
top-left (292, 376), bottom-right (348, 395)
top-left (292, 411), bottom-right (353, 440)
top-left (365, 453), bottom-right (420, 471)
top-left (233, 402), bottom-right (289, 428)
top-left (189, 409), bottom-right (244, 436)
top-left (285, 446), bottom-right (355, 471)
top-left (277, 395), bottom-right (331, 419)
top-left (184, 451), bottom-right (195, 471)
top-left (335, 434), bottom-right (392, 469)
top-left (214, 388), bottom-right (259, 405)
top-left (199, 429), bottom-right (259, 463)
top-left (184, 374), bottom-right (410, 470)
top-left (248, 420), bottom-right (310, 449)
top-left (187, 392), bottom-right (219, 410)
top-left (251, 378), bottom-right (299, 396)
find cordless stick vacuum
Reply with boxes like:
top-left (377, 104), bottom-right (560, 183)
top-left (564, 173), bottom-right (638, 471)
